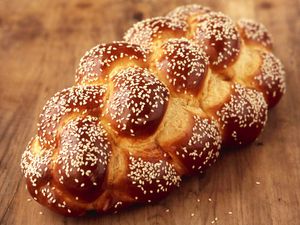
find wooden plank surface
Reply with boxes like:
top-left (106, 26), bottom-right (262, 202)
top-left (0, 0), bottom-right (299, 224)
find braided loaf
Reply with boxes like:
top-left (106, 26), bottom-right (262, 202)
top-left (21, 4), bottom-right (286, 216)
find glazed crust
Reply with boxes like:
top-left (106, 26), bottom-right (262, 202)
top-left (21, 4), bottom-right (286, 216)
top-left (191, 12), bottom-right (241, 69)
top-left (75, 42), bottom-right (148, 85)
top-left (104, 67), bottom-right (169, 137)
top-left (154, 38), bottom-right (208, 95)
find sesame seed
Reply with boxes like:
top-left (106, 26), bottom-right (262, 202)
top-left (193, 12), bottom-right (240, 68)
top-left (238, 18), bottom-right (273, 48)
top-left (128, 155), bottom-right (181, 197)
top-left (76, 42), bottom-right (148, 84)
top-left (124, 17), bottom-right (187, 50)
top-left (156, 38), bottom-right (208, 95)
top-left (255, 51), bottom-right (286, 104)
top-left (180, 116), bottom-right (221, 172)
top-left (106, 67), bottom-right (169, 137)
top-left (216, 84), bottom-right (268, 145)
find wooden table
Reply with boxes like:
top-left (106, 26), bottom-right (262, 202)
top-left (0, 0), bottom-right (299, 224)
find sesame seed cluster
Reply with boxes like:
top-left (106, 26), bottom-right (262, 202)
top-left (127, 154), bottom-right (181, 202)
top-left (56, 116), bottom-right (111, 202)
top-left (124, 17), bottom-right (187, 50)
top-left (37, 86), bottom-right (106, 149)
top-left (254, 51), bottom-right (286, 108)
top-left (21, 4), bottom-right (286, 216)
top-left (174, 115), bottom-right (222, 174)
top-left (216, 83), bottom-right (268, 147)
top-left (155, 38), bottom-right (208, 95)
top-left (193, 11), bottom-right (241, 69)
top-left (76, 42), bottom-right (148, 85)
top-left (238, 19), bottom-right (273, 49)
top-left (105, 67), bottom-right (169, 137)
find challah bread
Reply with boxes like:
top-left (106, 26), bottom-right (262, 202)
top-left (21, 4), bottom-right (286, 216)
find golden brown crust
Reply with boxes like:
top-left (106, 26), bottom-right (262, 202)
top-left (76, 42), bottom-right (148, 85)
top-left (21, 138), bottom-right (87, 216)
top-left (237, 18), bottom-right (273, 49)
top-left (124, 17), bottom-right (187, 51)
top-left (214, 84), bottom-right (268, 147)
top-left (21, 4), bottom-right (286, 216)
top-left (252, 51), bottom-right (286, 108)
top-left (125, 152), bottom-right (181, 203)
top-left (104, 67), bottom-right (169, 137)
top-left (53, 116), bottom-right (111, 203)
top-left (191, 12), bottom-right (241, 69)
top-left (154, 38), bottom-right (208, 95)
top-left (37, 86), bottom-right (106, 150)
top-left (159, 111), bottom-right (221, 174)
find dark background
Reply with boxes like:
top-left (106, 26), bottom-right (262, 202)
top-left (0, 0), bottom-right (299, 224)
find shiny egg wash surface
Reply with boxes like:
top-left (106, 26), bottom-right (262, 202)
top-left (105, 67), bottom-right (169, 137)
top-left (20, 3), bottom-right (286, 217)
top-left (76, 42), bottom-right (149, 85)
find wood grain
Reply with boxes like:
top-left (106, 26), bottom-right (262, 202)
top-left (0, 0), bottom-right (299, 224)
